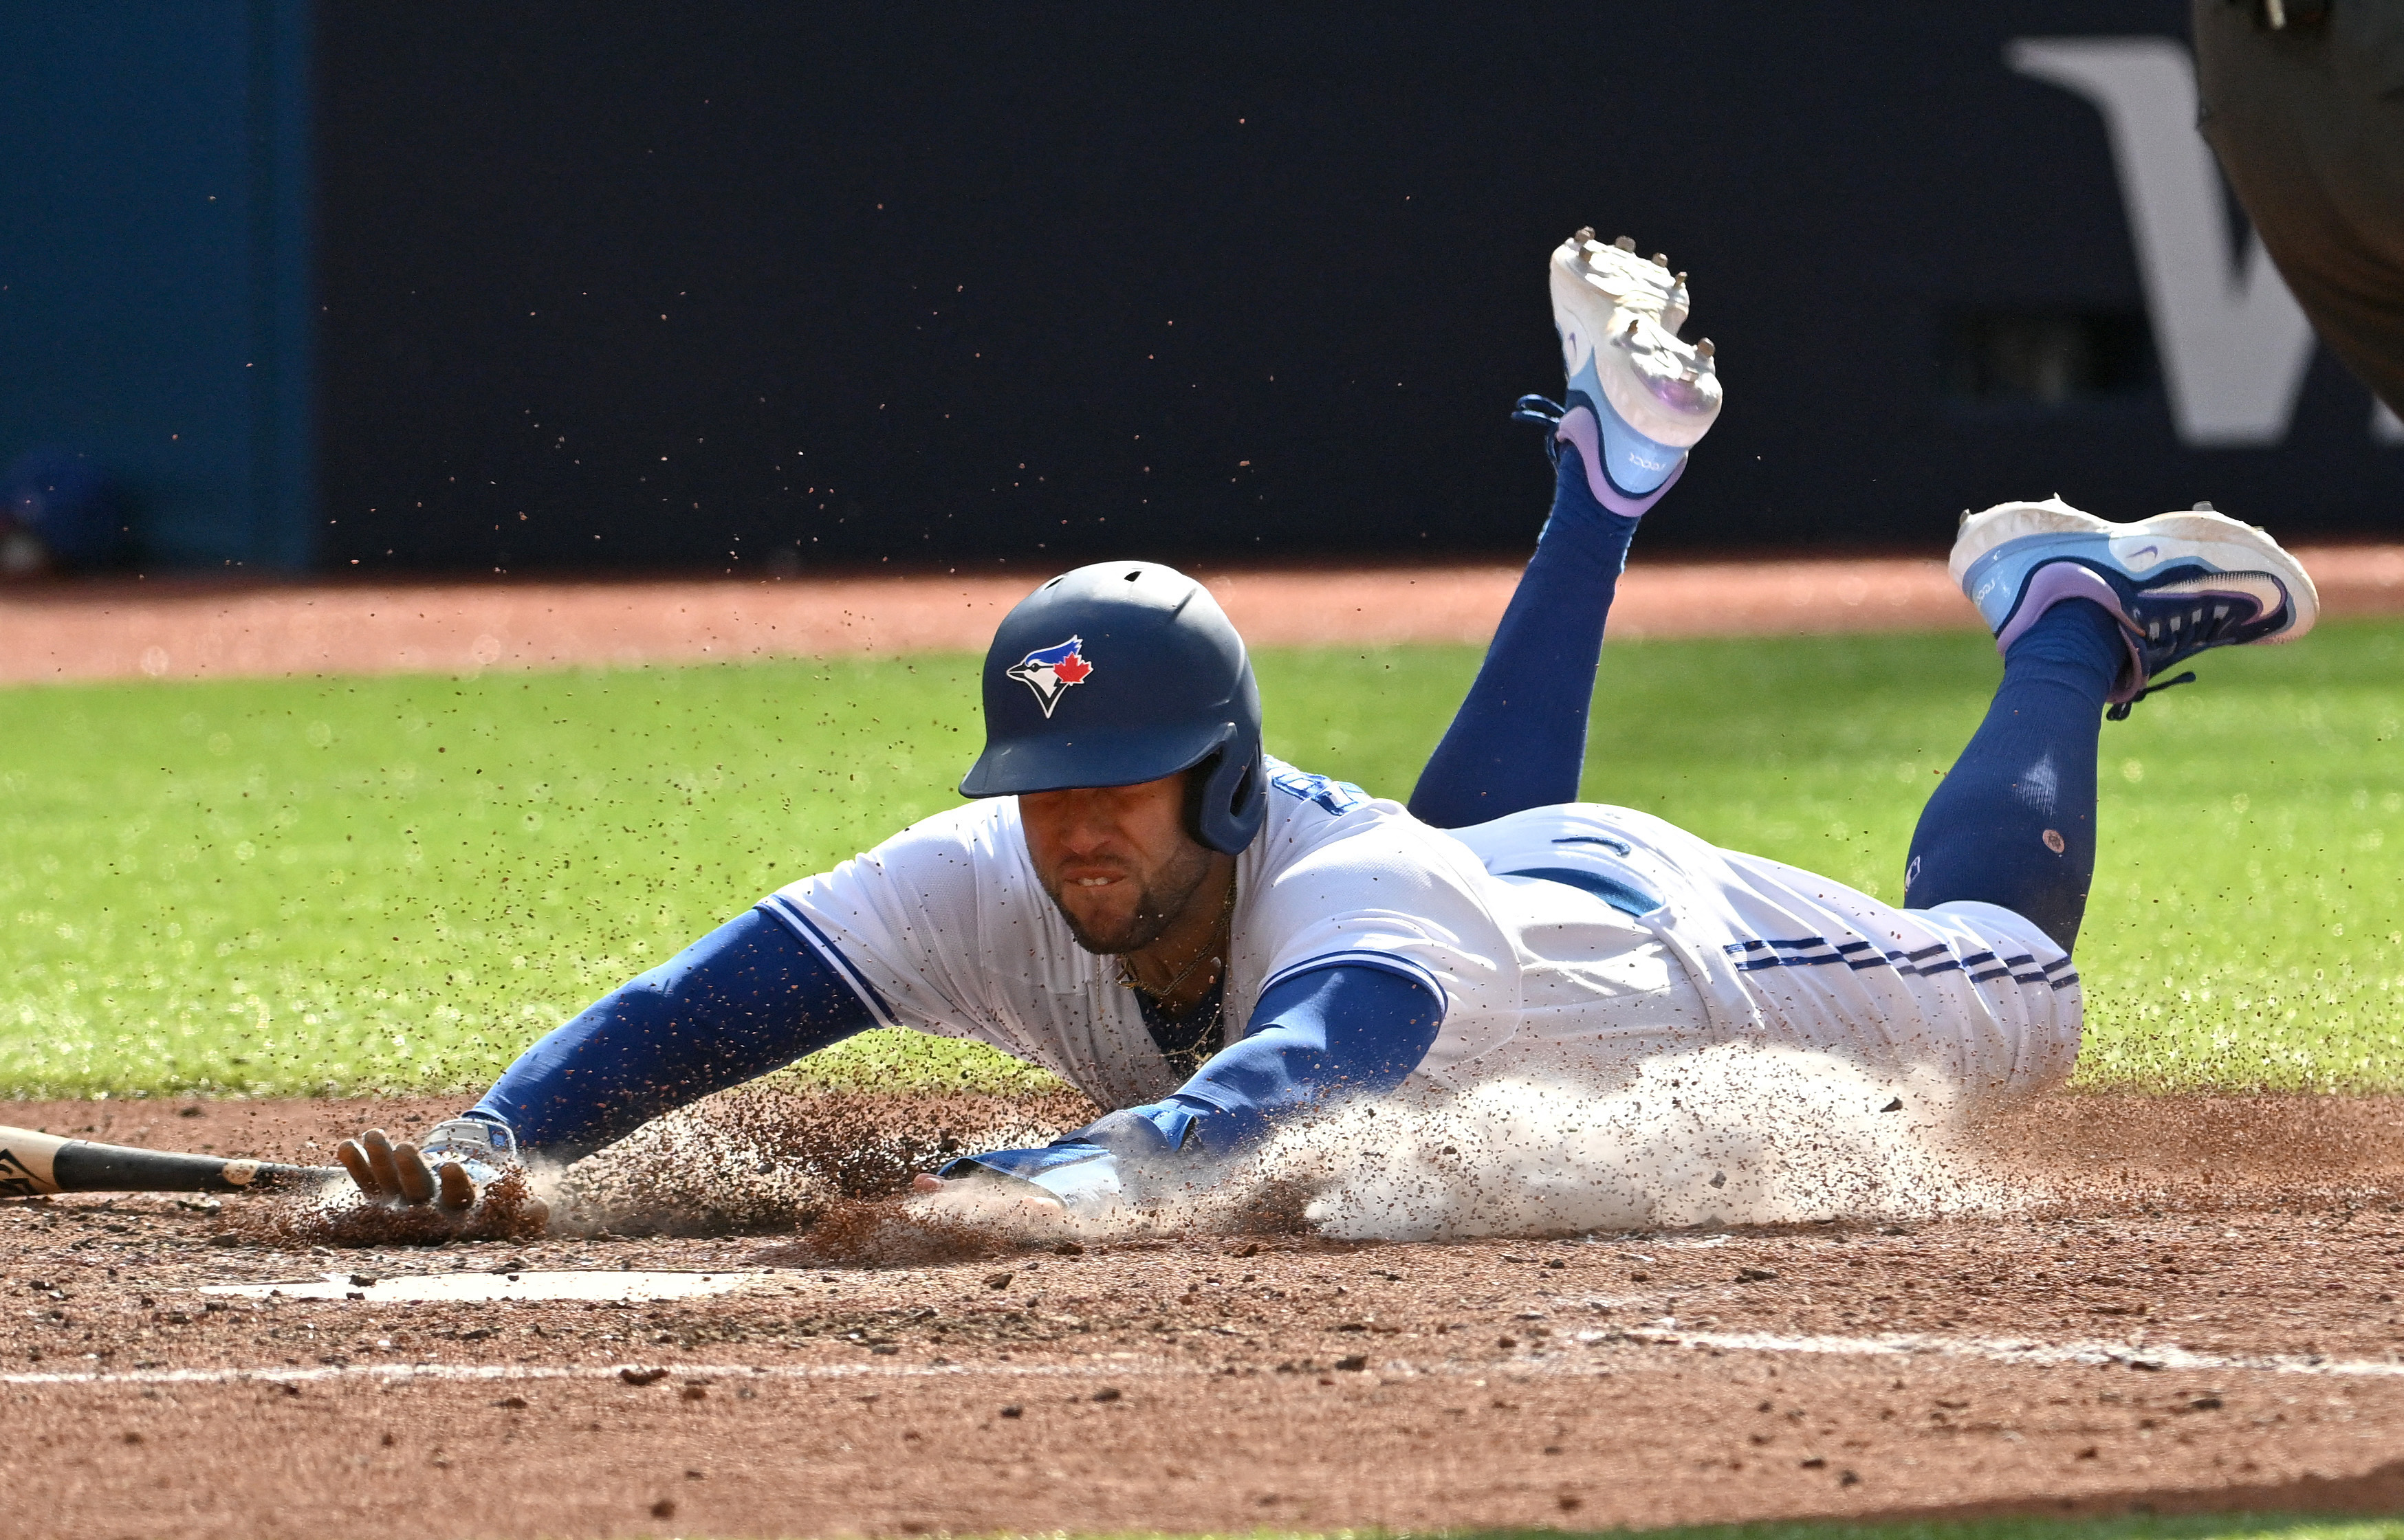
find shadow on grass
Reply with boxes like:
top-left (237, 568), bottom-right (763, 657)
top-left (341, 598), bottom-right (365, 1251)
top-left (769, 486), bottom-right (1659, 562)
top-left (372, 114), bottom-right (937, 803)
top-left (1438, 1467), bottom-right (2404, 1540)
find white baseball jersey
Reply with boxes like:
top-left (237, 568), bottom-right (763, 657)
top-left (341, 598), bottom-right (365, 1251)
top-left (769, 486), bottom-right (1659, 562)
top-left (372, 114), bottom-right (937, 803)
top-left (761, 756), bottom-right (2080, 1111)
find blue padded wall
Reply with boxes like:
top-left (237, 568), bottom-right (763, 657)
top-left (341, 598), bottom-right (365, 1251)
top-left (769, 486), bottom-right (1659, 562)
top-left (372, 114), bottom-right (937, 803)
top-left (0, 1), bottom-right (313, 571)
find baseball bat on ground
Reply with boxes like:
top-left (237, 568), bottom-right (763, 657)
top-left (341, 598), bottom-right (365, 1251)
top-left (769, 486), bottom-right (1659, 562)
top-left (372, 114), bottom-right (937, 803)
top-left (0, 1125), bottom-right (341, 1197)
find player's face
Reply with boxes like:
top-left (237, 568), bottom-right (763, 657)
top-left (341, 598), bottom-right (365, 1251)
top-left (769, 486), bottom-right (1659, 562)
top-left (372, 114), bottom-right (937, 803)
top-left (1020, 773), bottom-right (1216, 955)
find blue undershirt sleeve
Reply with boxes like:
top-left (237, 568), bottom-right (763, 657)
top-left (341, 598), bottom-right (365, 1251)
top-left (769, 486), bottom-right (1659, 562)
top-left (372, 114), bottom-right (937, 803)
top-left (467, 905), bottom-right (877, 1158)
top-left (953, 962), bottom-right (1442, 1178)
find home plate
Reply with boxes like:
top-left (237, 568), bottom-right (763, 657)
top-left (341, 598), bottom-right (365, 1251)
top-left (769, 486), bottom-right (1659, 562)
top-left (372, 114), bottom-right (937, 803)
top-left (200, 1270), bottom-right (772, 1304)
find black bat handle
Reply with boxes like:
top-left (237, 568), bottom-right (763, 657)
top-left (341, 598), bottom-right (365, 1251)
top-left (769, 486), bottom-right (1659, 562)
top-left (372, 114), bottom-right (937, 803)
top-left (0, 1125), bottom-right (341, 1196)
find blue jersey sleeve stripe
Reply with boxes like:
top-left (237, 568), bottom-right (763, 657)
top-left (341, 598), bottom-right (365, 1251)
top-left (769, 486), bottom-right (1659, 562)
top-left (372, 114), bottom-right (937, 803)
top-left (754, 896), bottom-right (901, 1029)
top-left (1260, 951), bottom-right (1450, 1018)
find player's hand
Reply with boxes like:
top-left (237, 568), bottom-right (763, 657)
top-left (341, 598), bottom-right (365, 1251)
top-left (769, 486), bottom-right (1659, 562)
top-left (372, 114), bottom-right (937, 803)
top-left (336, 1128), bottom-right (475, 1209)
top-left (336, 1120), bottom-right (521, 1216)
top-left (911, 1147), bottom-right (1124, 1223)
top-left (912, 1169), bottom-right (1068, 1219)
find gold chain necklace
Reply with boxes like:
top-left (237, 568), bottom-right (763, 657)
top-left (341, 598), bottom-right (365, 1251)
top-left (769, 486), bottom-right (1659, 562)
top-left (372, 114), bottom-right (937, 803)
top-left (1117, 874), bottom-right (1237, 1003)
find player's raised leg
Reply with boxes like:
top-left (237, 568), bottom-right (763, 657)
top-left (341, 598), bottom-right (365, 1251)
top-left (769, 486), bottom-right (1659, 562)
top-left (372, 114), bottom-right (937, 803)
top-left (1410, 230), bottom-right (1723, 828)
top-left (1903, 497), bottom-right (2319, 949)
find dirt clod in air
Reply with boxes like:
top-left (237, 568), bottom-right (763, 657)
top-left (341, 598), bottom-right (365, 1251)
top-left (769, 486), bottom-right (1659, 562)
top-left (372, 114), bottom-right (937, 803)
top-left (226, 1165), bottom-right (550, 1248)
top-left (545, 1086), bottom-right (1096, 1239)
top-left (223, 1086), bottom-right (1095, 1247)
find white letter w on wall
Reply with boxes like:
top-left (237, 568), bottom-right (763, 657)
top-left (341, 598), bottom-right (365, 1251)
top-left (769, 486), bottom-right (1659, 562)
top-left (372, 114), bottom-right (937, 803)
top-left (2009, 36), bottom-right (2315, 447)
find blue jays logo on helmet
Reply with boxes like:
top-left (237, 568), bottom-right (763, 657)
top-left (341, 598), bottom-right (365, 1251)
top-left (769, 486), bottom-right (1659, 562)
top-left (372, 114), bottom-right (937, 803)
top-left (1005, 635), bottom-right (1095, 718)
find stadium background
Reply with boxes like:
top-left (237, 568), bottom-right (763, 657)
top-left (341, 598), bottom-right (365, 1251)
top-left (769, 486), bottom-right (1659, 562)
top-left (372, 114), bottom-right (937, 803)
top-left (8, 11), bottom-right (2404, 1534)
top-left (0, 0), bottom-right (2396, 576)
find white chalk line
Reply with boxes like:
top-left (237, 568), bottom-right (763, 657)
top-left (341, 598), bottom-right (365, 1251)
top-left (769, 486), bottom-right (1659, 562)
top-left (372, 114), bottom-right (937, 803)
top-left (9, 1326), bottom-right (2404, 1392)
top-left (199, 1268), bottom-right (765, 1304)
top-left (1607, 1326), bottom-right (2404, 1380)
top-left (0, 1356), bottom-right (1204, 1392)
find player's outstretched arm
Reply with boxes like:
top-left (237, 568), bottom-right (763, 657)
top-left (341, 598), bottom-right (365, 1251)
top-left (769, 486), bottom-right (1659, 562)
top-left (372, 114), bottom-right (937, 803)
top-left (468, 908), bottom-right (877, 1154)
top-left (338, 906), bottom-right (879, 1213)
top-left (925, 962), bottom-right (1441, 1215)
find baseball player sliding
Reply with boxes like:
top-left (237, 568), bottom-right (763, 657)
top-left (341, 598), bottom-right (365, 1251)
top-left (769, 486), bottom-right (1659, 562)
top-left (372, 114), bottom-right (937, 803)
top-left (340, 229), bottom-right (2318, 1224)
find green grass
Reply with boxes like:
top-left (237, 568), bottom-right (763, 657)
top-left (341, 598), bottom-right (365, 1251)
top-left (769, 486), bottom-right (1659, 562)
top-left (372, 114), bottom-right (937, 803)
top-left (1086, 1521), bottom-right (2404, 1540)
top-left (1, 622), bottom-right (2397, 1099)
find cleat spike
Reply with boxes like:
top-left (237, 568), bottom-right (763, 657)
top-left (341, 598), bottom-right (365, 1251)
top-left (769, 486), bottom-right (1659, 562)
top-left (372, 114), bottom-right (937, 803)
top-left (1613, 234), bottom-right (1636, 251)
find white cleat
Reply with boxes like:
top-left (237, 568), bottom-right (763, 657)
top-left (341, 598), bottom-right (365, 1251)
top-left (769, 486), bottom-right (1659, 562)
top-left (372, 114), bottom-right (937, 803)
top-left (1548, 229), bottom-right (1723, 450)
top-left (1951, 496), bottom-right (2319, 716)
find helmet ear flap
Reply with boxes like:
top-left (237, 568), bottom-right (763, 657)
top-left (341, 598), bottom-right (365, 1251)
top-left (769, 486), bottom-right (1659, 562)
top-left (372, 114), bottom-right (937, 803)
top-left (1185, 736), bottom-right (1267, 855)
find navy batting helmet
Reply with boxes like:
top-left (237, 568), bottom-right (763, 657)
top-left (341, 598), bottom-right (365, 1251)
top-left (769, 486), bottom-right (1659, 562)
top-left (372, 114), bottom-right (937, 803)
top-left (960, 561), bottom-right (1266, 855)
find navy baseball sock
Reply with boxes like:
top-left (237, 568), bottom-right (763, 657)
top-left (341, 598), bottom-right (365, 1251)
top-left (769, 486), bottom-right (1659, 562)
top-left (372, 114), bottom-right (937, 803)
top-left (1409, 441), bottom-right (1648, 828)
top-left (1902, 597), bottom-right (2123, 951)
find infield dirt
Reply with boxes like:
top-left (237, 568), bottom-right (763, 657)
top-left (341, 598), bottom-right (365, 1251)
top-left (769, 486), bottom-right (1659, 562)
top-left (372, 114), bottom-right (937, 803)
top-left (6, 544), bottom-right (2401, 684)
top-left (8, 1089), bottom-right (2404, 1540)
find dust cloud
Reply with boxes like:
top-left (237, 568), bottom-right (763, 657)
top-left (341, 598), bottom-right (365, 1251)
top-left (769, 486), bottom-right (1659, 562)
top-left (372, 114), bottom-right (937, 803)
top-left (1230, 1043), bottom-right (2012, 1242)
top-left (245, 1049), bottom-right (2011, 1251)
top-left (907, 1043), bottom-right (2016, 1248)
